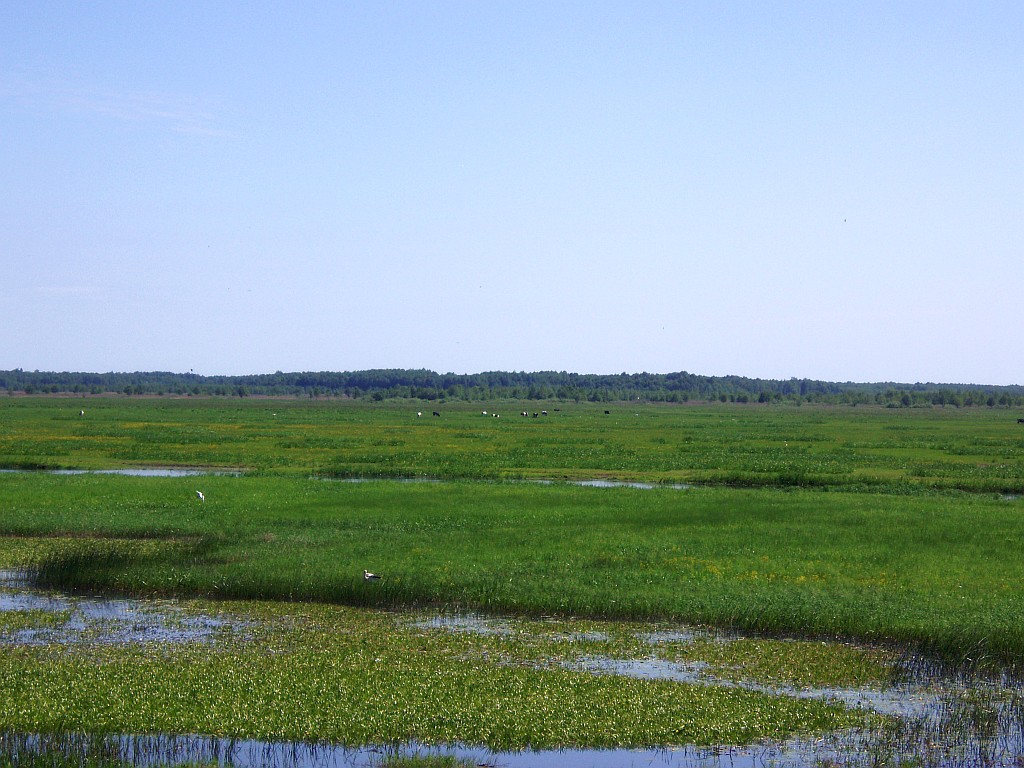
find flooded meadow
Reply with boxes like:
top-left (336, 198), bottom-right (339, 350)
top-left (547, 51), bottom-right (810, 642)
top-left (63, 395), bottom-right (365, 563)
top-left (4, 400), bottom-right (1024, 765)
top-left (2, 572), bottom-right (1023, 767)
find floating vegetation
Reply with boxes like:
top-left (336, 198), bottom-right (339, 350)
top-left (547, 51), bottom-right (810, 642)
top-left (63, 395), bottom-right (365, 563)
top-left (0, 580), bottom-right (1022, 765)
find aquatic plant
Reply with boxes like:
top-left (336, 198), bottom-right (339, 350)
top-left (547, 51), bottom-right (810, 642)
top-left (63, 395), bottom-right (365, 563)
top-left (0, 600), bottom-right (869, 750)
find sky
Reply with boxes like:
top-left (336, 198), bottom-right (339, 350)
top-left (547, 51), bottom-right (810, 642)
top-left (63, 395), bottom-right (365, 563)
top-left (1, 2), bottom-right (1021, 385)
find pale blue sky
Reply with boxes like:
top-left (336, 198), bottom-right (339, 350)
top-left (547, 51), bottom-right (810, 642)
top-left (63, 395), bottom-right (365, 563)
top-left (2, 2), bottom-right (1021, 384)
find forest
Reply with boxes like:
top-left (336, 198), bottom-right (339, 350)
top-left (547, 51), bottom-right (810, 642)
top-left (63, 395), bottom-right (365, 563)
top-left (2, 368), bottom-right (1023, 407)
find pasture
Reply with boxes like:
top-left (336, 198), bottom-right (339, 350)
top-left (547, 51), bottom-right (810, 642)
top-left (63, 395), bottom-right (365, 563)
top-left (1, 395), bottom-right (1023, 761)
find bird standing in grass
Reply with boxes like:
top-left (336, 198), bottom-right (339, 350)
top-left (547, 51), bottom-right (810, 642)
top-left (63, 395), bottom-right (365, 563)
top-left (196, 490), bottom-right (205, 502)
top-left (363, 570), bottom-right (381, 581)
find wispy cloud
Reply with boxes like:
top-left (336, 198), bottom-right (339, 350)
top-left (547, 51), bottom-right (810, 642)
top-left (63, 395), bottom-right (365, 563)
top-left (66, 88), bottom-right (235, 138)
top-left (35, 284), bottom-right (103, 297)
top-left (2, 72), bottom-right (237, 138)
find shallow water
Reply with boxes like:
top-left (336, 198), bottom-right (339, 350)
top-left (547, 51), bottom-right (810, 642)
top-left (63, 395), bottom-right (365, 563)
top-left (2, 577), bottom-right (1024, 766)
top-left (4, 469), bottom-right (691, 489)
top-left (0, 467), bottom-right (240, 477)
top-left (0, 732), bottom-right (870, 768)
top-left (572, 479), bottom-right (692, 490)
top-left (0, 571), bottom-right (241, 646)
top-left (573, 655), bottom-right (938, 719)
top-left (7, 720), bottom-right (1022, 768)
top-left (332, 476), bottom-right (692, 490)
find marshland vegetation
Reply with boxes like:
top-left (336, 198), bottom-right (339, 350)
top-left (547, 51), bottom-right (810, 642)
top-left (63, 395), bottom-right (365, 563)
top-left (1, 395), bottom-right (1023, 763)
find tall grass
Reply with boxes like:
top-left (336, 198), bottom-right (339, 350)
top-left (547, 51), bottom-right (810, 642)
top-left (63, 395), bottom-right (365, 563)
top-left (4, 472), bottom-right (1024, 667)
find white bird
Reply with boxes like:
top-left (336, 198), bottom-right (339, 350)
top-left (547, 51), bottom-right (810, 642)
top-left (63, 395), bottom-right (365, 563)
top-left (363, 569), bottom-right (381, 581)
top-left (196, 491), bottom-right (205, 502)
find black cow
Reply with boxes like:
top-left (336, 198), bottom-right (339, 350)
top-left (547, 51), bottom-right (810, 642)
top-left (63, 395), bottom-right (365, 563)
top-left (433, 411), bottom-right (441, 417)
top-left (1017, 418), bottom-right (1024, 424)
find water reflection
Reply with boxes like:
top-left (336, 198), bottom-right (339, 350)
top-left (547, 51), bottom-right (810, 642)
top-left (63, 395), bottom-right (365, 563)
top-left (6, 723), bottom-right (1024, 768)
top-left (573, 655), bottom-right (937, 718)
top-left (3, 468), bottom-right (696, 490)
top-left (416, 615), bottom-right (1024, 766)
top-left (0, 571), bottom-right (243, 646)
top-left (331, 476), bottom-right (691, 490)
top-left (573, 479), bottom-right (691, 490)
top-left (0, 731), bottom-right (863, 768)
top-left (0, 468), bottom-right (240, 477)
top-left (2, 578), bottom-right (1024, 766)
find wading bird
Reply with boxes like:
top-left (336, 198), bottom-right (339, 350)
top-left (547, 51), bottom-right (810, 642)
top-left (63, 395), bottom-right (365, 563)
top-left (363, 570), bottom-right (381, 581)
top-left (196, 491), bottom-right (205, 502)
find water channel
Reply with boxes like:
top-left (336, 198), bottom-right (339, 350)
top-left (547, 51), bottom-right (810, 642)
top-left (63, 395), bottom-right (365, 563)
top-left (0, 468), bottom-right (240, 478)
top-left (0, 467), bottom-right (683, 489)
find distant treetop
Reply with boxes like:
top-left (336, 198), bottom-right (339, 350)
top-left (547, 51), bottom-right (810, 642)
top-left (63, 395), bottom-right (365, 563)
top-left (1, 369), bottom-right (1021, 407)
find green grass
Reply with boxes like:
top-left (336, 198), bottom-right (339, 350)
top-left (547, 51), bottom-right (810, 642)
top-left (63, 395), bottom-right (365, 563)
top-left (1, 396), bottom-right (1022, 755)
top-left (2, 472), bottom-right (1023, 667)
top-left (0, 608), bottom-right (70, 634)
top-left (379, 758), bottom-right (478, 768)
top-left (2, 397), bottom-right (1022, 492)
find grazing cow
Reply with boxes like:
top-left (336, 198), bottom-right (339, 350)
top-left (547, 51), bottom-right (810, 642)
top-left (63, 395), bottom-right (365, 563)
top-left (604, 410), bottom-right (610, 415)
top-left (482, 411), bottom-right (487, 416)
top-left (541, 411), bottom-right (547, 416)
top-left (521, 411), bottom-right (528, 417)
top-left (433, 411), bottom-right (441, 417)
top-left (79, 410), bottom-right (85, 416)
top-left (417, 412), bottom-right (422, 417)
top-left (1018, 418), bottom-right (1024, 424)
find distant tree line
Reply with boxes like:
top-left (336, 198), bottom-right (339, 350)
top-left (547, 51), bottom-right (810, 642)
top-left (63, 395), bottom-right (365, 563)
top-left (2, 368), bottom-right (1023, 408)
